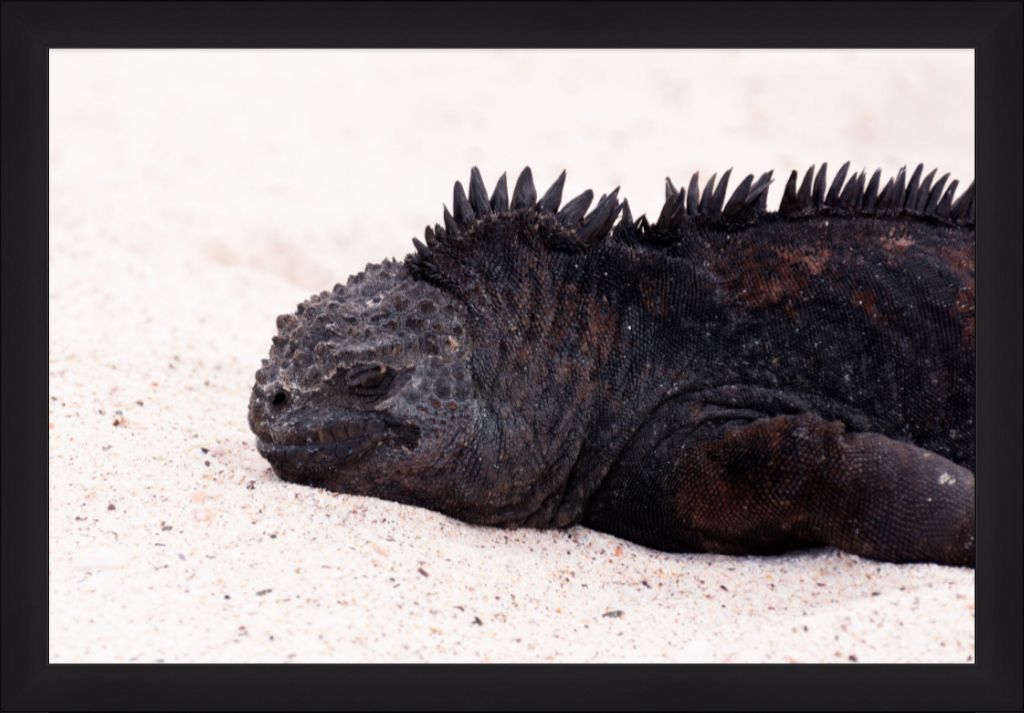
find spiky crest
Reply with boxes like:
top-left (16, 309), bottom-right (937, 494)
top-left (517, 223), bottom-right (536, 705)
top-left (407, 164), bottom-right (975, 284)
top-left (407, 167), bottom-right (623, 283)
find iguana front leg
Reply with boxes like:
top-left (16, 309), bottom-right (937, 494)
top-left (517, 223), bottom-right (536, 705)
top-left (585, 410), bottom-right (975, 567)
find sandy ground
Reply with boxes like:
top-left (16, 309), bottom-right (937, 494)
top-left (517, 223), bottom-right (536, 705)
top-left (48, 50), bottom-right (975, 663)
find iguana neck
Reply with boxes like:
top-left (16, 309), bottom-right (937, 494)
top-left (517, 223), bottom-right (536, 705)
top-left (461, 240), bottom-right (712, 527)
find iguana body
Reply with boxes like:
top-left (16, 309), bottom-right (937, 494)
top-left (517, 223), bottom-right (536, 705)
top-left (249, 164), bottom-right (975, 567)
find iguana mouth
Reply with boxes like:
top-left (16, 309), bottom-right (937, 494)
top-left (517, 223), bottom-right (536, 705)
top-left (256, 415), bottom-right (420, 463)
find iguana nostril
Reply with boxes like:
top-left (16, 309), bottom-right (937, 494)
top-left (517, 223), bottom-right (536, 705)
top-left (271, 389), bottom-right (288, 407)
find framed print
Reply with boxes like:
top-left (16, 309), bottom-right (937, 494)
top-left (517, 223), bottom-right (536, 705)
top-left (3, 2), bottom-right (1020, 711)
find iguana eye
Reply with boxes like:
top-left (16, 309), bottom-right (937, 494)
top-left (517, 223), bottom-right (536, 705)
top-left (346, 364), bottom-right (395, 396)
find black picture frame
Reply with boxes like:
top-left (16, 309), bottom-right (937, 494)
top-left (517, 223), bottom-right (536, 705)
top-left (3, 2), bottom-right (1020, 710)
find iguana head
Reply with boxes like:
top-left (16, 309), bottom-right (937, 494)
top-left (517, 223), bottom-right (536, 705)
top-left (248, 258), bottom-right (481, 505)
top-left (249, 167), bottom-right (629, 526)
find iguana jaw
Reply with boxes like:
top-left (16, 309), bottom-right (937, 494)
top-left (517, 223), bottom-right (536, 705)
top-left (254, 412), bottom-right (421, 484)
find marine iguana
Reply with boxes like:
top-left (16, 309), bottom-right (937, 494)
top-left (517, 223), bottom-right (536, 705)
top-left (249, 163), bottom-right (976, 567)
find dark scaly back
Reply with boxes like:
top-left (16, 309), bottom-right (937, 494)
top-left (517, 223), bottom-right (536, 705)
top-left (629, 162), bottom-right (975, 468)
top-left (406, 164), bottom-right (976, 522)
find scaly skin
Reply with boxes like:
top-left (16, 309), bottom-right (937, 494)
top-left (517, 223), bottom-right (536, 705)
top-left (249, 164), bottom-right (975, 566)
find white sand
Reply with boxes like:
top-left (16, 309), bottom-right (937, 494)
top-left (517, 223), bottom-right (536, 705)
top-left (48, 50), bottom-right (974, 663)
